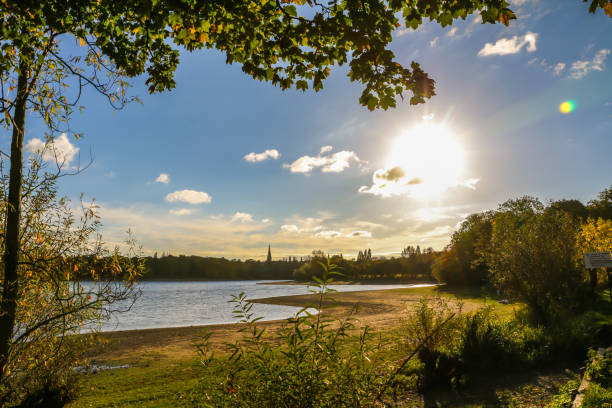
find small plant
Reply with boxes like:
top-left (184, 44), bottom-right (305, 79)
top-left (544, 379), bottom-right (580, 408)
top-left (460, 307), bottom-right (521, 373)
top-left (586, 348), bottom-right (612, 387)
top-left (190, 260), bottom-right (411, 407)
top-left (402, 296), bottom-right (462, 389)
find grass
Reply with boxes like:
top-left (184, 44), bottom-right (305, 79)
top-left (67, 285), bottom-right (559, 407)
top-left (68, 360), bottom-right (201, 408)
top-left (399, 284), bottom-right (520, 318)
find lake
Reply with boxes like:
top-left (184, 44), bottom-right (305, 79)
top-left (100, 280), bottom-right (433, 332)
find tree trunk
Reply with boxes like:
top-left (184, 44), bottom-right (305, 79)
top-left (0, 57), bottom-right (29, 379)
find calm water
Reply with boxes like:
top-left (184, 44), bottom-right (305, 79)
top-left (100, 281), bottom-right (433, 332)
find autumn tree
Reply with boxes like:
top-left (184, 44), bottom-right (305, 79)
top-left (587, 185), bottom-right (612, 221)
top-left (487, 197), bottom-right (584, 323)
top-left (431, 211), bottom-right (493, 286)
top-left (548, 199), bottom-right (589, 221)
top-left (0, 152), bottom-right (142, 404)
top-left (577, 217), bottom-right (612, 293)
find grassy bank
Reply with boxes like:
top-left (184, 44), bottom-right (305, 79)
top-left (68, 285), bottom-right (581, 407)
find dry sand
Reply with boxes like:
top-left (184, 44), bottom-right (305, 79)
top-left (92, 287), bottom-right (482, 365)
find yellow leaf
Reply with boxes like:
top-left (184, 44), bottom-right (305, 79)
top-left (79, 38), bottom-right (84, 47)
top-left (605, 3), bottom-right (612, 18)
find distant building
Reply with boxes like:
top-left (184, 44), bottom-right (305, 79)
top-left (266, 244), bottom-right (272, 263)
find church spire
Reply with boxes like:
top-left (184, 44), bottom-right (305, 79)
top-left (266, 243), bottom-right (272, 263)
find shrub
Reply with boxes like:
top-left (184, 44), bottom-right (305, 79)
top-left (402, 297), bottom-right (463, 389)
top-left (544, 379), bottom-right (580, 408)
top-left (583, 382), bottom-right (612, 408)
top-left (190, 261), bottom-right (414, 407)
top-left (459, 307), bottom-right (522, 373)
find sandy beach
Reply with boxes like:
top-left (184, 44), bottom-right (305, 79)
top-left (92, 286), bottom-right (501, 365)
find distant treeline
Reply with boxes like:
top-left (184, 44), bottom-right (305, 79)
top-left (143, 255), bottom-right (303, 280)
top-left (142, 247), bottom-right (438, 282)
top-left (293, 248), bottom-right (437, 282)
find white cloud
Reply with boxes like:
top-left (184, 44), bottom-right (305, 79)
top-left (281, 224), bottom-right (300, 233)
top-left (429, 37), bottom-right (439, 48)
top-left (170, 208), bottom-right (193, 216)
top-left (262, 218), bottom-right (271, 223)
top-left (447, 27), bottom-right (458, 37)
top-left (553, 62), bottom-right (566, 76)
top-left (165, 189), bottom-right (212, 204)
top-left (284, 146), bottom-right (361, 174)
top-left (315, 230), bottom-right (342, 239)
top-left (315, 230), bottom-right (372, 239)
top-left (25, 133), bottom-right (79, 166)
top-left (478, 32), bottom-right (538, 56)
top-left (568, 49), bottom-right (610, 79)
top-left (232, 212), bottom-right (253, 223)
top-left (155, 173), bottom-right (171, 184)
top-left (529, 58), bottom-right (568, 76)
top-left (243, 149), bottom-right (280, 163)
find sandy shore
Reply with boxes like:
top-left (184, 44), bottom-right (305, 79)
top-left (92, 286), bottom-right (489, 365)
top-left (256, 280), bottom-right (438, 285)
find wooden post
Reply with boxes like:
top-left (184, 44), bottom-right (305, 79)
top-left (608, 267), bottom-right (612, 303)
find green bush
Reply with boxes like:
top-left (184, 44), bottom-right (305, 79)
top-left (401, 297), bottom-right (463, 389)
top-left (583, 382), bottom-right (612, 407)
top-left (544, 379), bottom-right (580, 408)
top-left (586, 349), bottom-right (612, 388)
top-left (189, 261), bottom-right (416, 407)
top-left (459, 307), bottom-right (522, 372)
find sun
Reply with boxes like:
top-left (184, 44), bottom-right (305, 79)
top-left (385, 123), bottom-right (465, 199)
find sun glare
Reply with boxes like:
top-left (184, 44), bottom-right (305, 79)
top-left (559, 100), bottom-right (576, 114)
top-left (386, 123), bottom-right (465, 199)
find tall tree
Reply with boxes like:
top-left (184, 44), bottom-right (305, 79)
top-left (588, 185), bottom-right (612, 221)
top-left (487, 199), bottom-right (583, 323)
top-left (548, 199), bottom-right (588, 221)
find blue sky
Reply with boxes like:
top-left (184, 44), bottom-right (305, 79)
top-left (15, 0), bottom-right (612, 259)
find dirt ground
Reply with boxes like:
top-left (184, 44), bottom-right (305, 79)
top-left (91, 287), bottom-right (497, 366)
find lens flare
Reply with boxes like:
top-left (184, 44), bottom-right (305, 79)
top-left (559, 100), bottom-right (576, 114)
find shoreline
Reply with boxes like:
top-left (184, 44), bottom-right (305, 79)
top-left (90, 285), bottom-right (510, 365)
top-left (91, 286), bottom-right (427, 364)
top-left (256, 280), bottom-right (439, 285)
